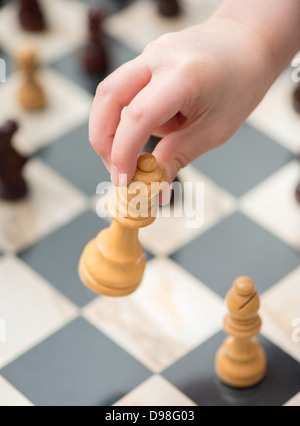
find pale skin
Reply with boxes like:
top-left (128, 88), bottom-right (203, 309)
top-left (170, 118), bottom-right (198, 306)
top-left (90, 0), bottom-right (300, 186)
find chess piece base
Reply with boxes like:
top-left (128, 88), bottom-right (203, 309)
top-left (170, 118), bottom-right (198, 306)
top-left (18, 84), bottom-right (46, 111)
top-left (79, 253), bottom-right (141, 297)
top-left (0, 179), bottom-right (28, 201)
top-left (79, 222), bottom-right (146, 297)
top-left (79, 44), bottom-right (108, 74)
top-left (215, 340), bottom-right (267, 388)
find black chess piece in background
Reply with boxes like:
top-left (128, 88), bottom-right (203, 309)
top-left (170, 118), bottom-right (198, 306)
top-left (158, 0), bottom-right (181, 17)
top-left (293, 82), bottom-right (300, 114)
top-left (296, 182), bottom-right (300, 204)
top-left (143, 136), bottom-right (183, 206)
top-left (296, 153), bottom-right (300, 204)
top-left (0, 120), bottom-right (28, 201)
top-left (79, 9), bottom-right (108, 74)
top-left (18, 0), bottom-right (47, 32)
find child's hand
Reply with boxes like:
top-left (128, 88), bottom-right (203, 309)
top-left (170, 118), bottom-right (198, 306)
top-left (90, 4), bottom-right (299, 185)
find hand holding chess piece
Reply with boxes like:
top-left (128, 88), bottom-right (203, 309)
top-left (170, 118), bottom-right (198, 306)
top-left (18, 0), bottom-right (47, 32)
top-left (80, 8), bottom-right (108, 74)
top-left (16, 47), bottom-right (47, 111)
top-left (79, 153), bottom-right (167, 297)
top-left (0, 120), bottom-right (28, 201)
top-left (215, 276), bottom-right (267, 388)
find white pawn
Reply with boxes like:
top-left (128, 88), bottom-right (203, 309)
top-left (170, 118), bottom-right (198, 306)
top-left (16, 47), bottom-right (47, 111)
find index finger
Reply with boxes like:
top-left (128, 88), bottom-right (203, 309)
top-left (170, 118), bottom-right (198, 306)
top-left (89, 58), bottom-right (151, 169)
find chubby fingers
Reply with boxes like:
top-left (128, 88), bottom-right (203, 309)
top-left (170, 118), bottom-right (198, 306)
top-left (110, 73), bottom-right (188, 185)
top-left (89, 58), bottom-right (151, 170)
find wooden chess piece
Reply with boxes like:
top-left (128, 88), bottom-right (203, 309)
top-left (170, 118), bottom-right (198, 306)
top-left (79, 153), bottom-right (167, 297)
top-left (215, 276), bottom-right (267, 388)
top-left (18, 0), bottom-right (47, 32)
top-left (158, 0), bottom-right (181, 17)
top-left (0, 120), bottom-right (28, 201)
top-left (16, 47), bottom-right (47, 111)
top-left (79, 9), bottom-right (108, 74)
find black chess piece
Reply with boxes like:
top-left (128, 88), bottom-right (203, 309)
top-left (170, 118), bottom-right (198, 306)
top-left (143, 135), bottom-right (183, 206)
top-left (293, 82), bottom-right (300, 114)
top-left (158, 0), bottom-right (181, 17)
top-left (0, 120), bottom-right (28, 201)
top-left (296, 182), bottom-right (300, 204)
top-left (293, 83), bottom-right (300, 114)
top-left (18, 0), bottom-right (47, 33)
top-left (296, 153), bottom-right (300, 204)
top-left (79, 9), bottom-right (108, 74)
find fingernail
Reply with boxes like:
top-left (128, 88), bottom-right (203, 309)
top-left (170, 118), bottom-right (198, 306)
top-left (111, 166), bottom-right (119, 186)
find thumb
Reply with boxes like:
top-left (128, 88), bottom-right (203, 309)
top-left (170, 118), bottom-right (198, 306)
top-left (153, 128), bottom-right (206, 183)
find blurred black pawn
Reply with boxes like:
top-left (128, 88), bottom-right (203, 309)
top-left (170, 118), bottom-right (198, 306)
top-left (0, 120), bottom-right (28, 201)
top-left (143, 136), bottom-right (183, 206)
top-left (296, 153), bottom-right (300, 204)
top-left (293, 82), bottom-right (300, 114)
top-left (158, 0), bottom-right (181, 17)
top-left (296, 181), bottom-right (300, 204)
top-left (79, 9), bottom-right (108, 75)
top-left (18, 0), bottom-right (47, 32)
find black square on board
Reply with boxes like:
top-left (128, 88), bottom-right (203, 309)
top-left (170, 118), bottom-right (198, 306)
top-left (193, 124), bottom-right (295, 197)
top-left (163, 331), bottom-right (300, 406)
top-left (171, 212), bottom-right (300, 297)
top-left (1, 317), bottom-right (152, 406)
top-left (37, 122), bottom-right (110, 197)
top-left (19, 211), bottom-right (105, 307)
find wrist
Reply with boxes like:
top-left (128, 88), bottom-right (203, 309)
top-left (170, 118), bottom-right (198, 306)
top-left (205, 15), bottom-right (276, 87)
top-left (212, 0), bottom-right (300, 75)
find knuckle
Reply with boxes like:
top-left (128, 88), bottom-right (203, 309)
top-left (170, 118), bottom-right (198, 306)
top-left (177, 57), bottom-right (204, 81)
top-left (143, 40), bottom-right (156, 54)
top-left (144, 32), bottom-right (176, 54)
top-left (125, 101), bottom-right (144, 123)
top-left (156, 32), bottom-right (177, 46)
top-left (96, 74), bottom-right (115, 97)
top-left (171, 151), bottom-right (191, 172)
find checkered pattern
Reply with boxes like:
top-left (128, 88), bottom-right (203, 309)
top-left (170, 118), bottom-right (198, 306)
top-left (0, 0), bottom-right (299, 407)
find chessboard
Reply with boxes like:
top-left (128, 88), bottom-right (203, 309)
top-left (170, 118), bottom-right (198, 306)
top-left (0, 0), bottom-right (299, 407)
